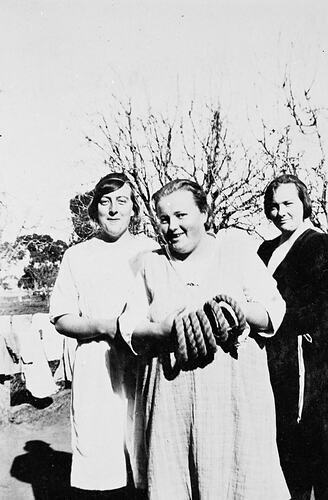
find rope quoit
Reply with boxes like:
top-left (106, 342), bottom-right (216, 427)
top-left (205, 300), bottom-right (230, 343)
top-left (189, 311), bottom-right (207, 358)
top-left (173, 294), bottom-right (247, 370)
top-left (211, 294), bottom-right (247, 337)
top-left (173, 314), bottom-right (188, 365)
top-left (196, 309), bottom-right (217, 354)
top-left (182, 315), bottom-right (198, 360)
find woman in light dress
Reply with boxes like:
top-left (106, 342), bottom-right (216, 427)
top-left (50, 173), bottom-right (157, 499)
top-left (126, 179), bottom-right (290, 500)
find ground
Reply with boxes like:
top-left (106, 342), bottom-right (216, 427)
top-left (0, 388), bottom-right (72, 500)
top-left (0, 390), bottom-right (316, 500)
top-left (0, 296), bottom-right (72, 499)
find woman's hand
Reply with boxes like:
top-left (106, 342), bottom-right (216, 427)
top-left (130, 307), bottom-right (186, 355)
top-left (160, 307), bottom-right (187, 338)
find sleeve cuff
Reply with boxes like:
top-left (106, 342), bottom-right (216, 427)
top-left (117, 312), bottom-right (139, 356)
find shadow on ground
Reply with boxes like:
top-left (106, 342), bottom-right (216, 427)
top-left (10, 440), bottom-right (73, 500)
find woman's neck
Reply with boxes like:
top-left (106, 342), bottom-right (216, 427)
top-left (169, 232), bottom-right (215, 262)
top-left (97, 229), bottom-right (131, 244)
top-left (279, 219), bottom-right (310, 245)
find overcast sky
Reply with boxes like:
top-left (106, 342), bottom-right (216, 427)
top-left (1, 0), bottom-right (327, 241)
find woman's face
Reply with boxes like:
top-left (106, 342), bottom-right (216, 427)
top-left (268, 183), bottom-right (305, 235)
top-left (97, 183), bottom-right (134, 241)
top-left (156, 189), bottom-right (207, 257)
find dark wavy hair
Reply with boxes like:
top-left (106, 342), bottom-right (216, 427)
top-left (152, 179), bottom-right (210, 230)
top-left (88, 172), bottom-right (140, 223)
top-left (264, 174), bottom-right (312, 220)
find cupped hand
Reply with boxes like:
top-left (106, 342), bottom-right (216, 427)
top-left (160, 306), bottom-right (187, 337)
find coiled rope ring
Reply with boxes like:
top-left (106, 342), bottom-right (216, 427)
top-left (173, 294), bottom-right (247, 369)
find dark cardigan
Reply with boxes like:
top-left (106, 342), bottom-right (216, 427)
top-left (258, 228), bottom-right (328, 419)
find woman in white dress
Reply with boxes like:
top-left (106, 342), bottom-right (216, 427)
top-left (126, 179), bottom-right (290, 500)
top-left (50, 173), bottom-right (157, 499)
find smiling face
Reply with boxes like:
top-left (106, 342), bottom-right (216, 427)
top-left (97, 183), bottom-right (134, 241)
top-left (268, 183), bottom-right (305, 236)
top-left (156, 189), bottom-right (207, 258)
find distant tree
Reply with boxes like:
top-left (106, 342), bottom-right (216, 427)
top-left (0, 240), bottom-right (29, 291)
top-left (70, 190), bottom-right (95, 243)
top-left (16, 234), bottom-right (67, 296)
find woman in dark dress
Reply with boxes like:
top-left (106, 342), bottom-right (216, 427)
top-left (258, 174), bottom-right (328, 500)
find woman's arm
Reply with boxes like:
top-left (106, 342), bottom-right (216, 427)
top-left (54, 314), bottom-right (117, 342)
top-left (130, 321), bottom-right (170, 354)
top-left (119, 306), bottom-right (182, 355)
top-left (243, 302), bottom-right (272, 332)
top-left (130, 303), bottom-right (272, 355)
top-left (241, 242), bottom-right (286, 336)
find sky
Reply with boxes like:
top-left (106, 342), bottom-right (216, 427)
top-left (0, 0), bottom-right (327, 242)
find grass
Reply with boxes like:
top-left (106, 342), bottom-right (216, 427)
top-left (0, 295), bottom-right (49, 316)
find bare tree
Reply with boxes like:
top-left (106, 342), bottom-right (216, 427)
top-left (81, 99), bottom-right (266, 240)
top-left (257, 75), bottom-right (328, 231)
top-left (74, 79), bottom-right (327, 243)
